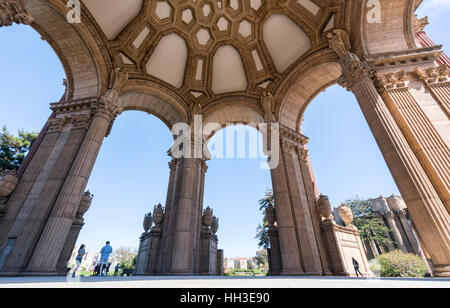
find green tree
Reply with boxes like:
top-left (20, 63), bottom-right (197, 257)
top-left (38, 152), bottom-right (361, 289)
top-left (346, 197), bottom-right (393, 248)
top-left (111, 247), bottom-right (137, 270)
top-left (0, 127), bottom-right (38, 170)
top-left (253, 249), bottom-right (269, 270)
top-left (255, 190), bottom-right (274, 249)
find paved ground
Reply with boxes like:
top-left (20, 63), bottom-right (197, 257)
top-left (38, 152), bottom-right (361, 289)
top-left (0, 276), bottom-right (448, 288)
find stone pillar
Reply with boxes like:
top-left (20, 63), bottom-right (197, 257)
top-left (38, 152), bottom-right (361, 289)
top-left (384, 211), bottom-right (408, 252)
top-left (194, 159), bottom-right (208, 274)
top-left (17, 69), bottom-right (127, 275)
top-left (376, 69), bottom-right (450, 213)
top-left (278, 127), bottom-right (323, 275)
top-left (296, 146), bottom-right (333, 275)
top-left (398, 209), bottom-right (424, 256)
top-left (170, 158), bottom-right (202, 274)
top-left (270, 149), bottom-right (304, 275)
top-left (328, 30), bottom-right (450, 277)
top-left (24, 102), bottom-right (115, 274)
top-left (158, 157), bottom-right (180, 273)
top-left (55, 191), bottom-right (93, 275)
top-left (0, 113), bottom-right (90, 275)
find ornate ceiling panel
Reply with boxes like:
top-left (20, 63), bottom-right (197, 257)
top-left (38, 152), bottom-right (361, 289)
top-left (83, 0), bottom-right (345, 106)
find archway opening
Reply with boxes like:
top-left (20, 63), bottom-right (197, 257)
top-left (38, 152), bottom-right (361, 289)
top-left (204, 124), bottom-right (272, 275)
top-left (301, 84), bottom-right (420, 260)
top-left (72, 110), bottom-right (174, 274)
top-left (0, 25), bottom-right (65, 133)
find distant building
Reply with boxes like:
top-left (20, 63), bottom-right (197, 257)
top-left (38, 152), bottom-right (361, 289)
top-left (334, 195), bottom-right (426, 261)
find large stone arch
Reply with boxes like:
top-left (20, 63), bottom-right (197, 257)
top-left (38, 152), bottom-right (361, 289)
top-left (276, 50), bottom-right (342, 132)
top-left (119, 80), bottom-right (190, 130)
top-left (25, 0), bottom-right (111, 99)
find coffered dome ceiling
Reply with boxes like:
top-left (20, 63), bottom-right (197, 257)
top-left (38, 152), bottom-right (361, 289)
top-left (82, 0), bottom-right (345, 104)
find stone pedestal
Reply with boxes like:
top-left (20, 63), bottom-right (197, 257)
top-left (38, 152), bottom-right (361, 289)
top-left (135, 232), bottom-right (151, 275)
top-left (216, 249), bottom-right (224, 276)
top-left (199, 231), bottom-right (218, 275)
top-left (320, 219), bottom-right (374, 277)
top-left (145, 230), bottom-right (162, 275)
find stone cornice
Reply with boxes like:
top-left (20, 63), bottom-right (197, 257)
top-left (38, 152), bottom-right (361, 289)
top-left (366, 46), bottom-right (443, 69)
top-left (280, 125), bottom-right (309, 146)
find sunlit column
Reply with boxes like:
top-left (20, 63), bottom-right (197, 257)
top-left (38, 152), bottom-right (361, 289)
top-left (329, 29), bottom-right (450, 277)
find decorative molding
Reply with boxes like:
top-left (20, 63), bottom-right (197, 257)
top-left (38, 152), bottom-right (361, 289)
top-left (414, 15), bottom-right (429, 33)
top-left (261, 92), bottom-right (275, 123)
top-left (373, 70), bottom-right (409, 95)
top-left (0, 0), bottom-right (33, 27)
top-left (328, 29), bottom-right (374, 91)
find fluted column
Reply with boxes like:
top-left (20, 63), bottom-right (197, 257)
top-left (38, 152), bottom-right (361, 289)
top-left (384, 211), bottom-right (408, 252)
top-left (329, 29), bottom-right (450, 276)
top-left (296, 146), bottom-right (333, 275)
top-left (279, 128), bottom-right (322, 275)
top-left (170, 158), bottom-right (202, 274)
top-left (398, 209), bottom-right (423, 256)
top-left (24, 103), bottom-right (117, 274)
top-left (376, 69), bottom-right (450, 213)
top-left (270, 147), bottom-right (304, 275)
top-left (22, 68), bottom-right (128, 274)
top-left (158, 157), bottom-right (179, 273)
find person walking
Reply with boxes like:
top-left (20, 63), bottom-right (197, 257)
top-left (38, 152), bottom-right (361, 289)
top-left (99, 241), bottom-right (113, 277)
top-left (72, 244), bottom-right (86, 278)
top-left (352, 257), bottom-right (364, 277)
top-left (114, 264), bottom-right (120, 276)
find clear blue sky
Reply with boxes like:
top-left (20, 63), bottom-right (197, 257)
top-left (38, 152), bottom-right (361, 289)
top-left (0, 2), bottom-right (448, 258)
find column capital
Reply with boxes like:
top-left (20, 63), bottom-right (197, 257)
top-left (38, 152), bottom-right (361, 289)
top-left (373, 70), bottom-right (409, 95)
top-left (414, 65), bottom-right (449, 85)
top-left (328, 29), bottom-right (374, 91)
top-left (0, 0), bottom-right (33, 27)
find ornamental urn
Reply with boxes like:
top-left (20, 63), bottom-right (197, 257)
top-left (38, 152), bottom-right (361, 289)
top-left (203, 207), bottom-right (214, 228)
top-left (211, 216), bottom-right (219, 235)
top-left (0, 170), bottom-right (18, 198)
top-left (78, 191), bottom-right (93, 217)
top-left (153, 203), bottom-right (164, 226)
top-left (317, 194), bottom-right (332, 220)
top-left (339, 202), bottom-right (354, 226)
top-left (143, 212), bottom-right (153, 233)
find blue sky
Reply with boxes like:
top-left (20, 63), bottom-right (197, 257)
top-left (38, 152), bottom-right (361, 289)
top-left (0, 3), bottom-right (449, 258)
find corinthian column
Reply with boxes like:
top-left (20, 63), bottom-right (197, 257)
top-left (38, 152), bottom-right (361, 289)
top-left (328, 30), bottom-right (450, 277)
top-left (24, 68), bottom-right (128, 274)
top-left (0, 0), bottom-right (33, 27)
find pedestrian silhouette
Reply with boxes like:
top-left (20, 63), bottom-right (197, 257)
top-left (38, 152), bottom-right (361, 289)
top-left (352, 257), bottom-right (364, 277)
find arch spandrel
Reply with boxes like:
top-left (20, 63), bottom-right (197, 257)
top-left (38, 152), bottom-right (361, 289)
top-left (23, 0), bottom-right (112, 100)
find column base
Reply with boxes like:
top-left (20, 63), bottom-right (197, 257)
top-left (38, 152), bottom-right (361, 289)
top-left (432, 265), bottom-right (450, 277)
top-left (280, 269), bottom-right (305, 276)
